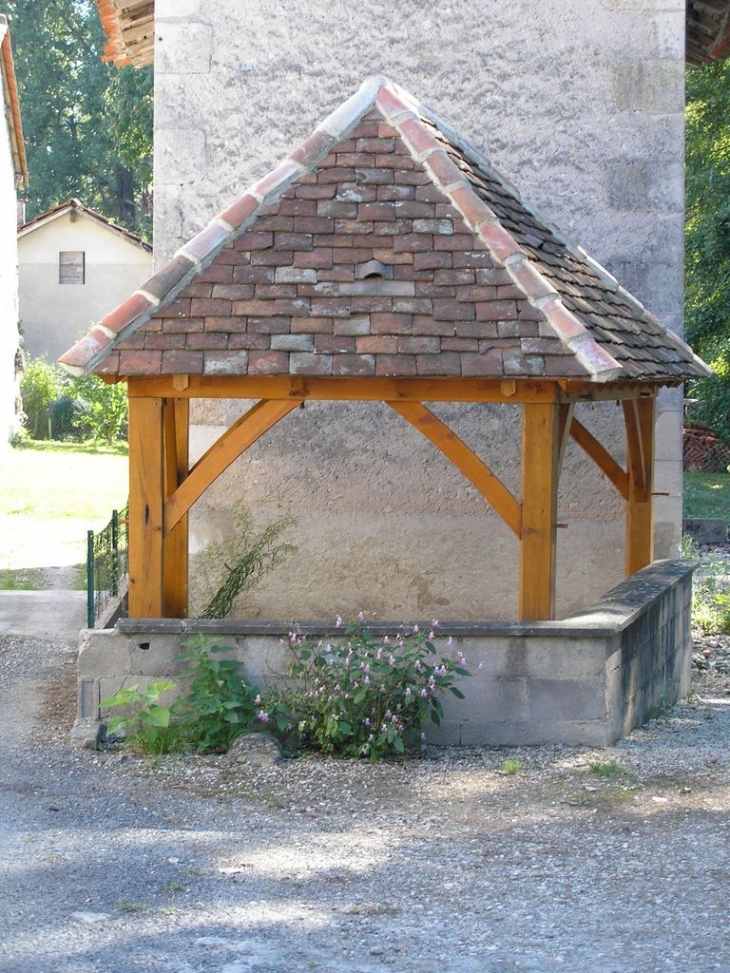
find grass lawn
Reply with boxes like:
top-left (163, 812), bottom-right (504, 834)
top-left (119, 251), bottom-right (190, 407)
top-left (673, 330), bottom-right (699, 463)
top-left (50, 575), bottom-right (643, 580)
top-left (683, 472), bottom-right (730, 526)
top-left (0, 441), bottom-right (128, 571)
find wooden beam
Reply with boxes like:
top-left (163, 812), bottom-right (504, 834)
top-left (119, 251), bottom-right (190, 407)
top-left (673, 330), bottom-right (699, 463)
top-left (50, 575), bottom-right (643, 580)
top-left (164, 398), bottom-right (299, 535)
top-left (386, 400), bottom-right (522, 537)
top-left (623, 397), bottom-right (655, 575)
top-left (569, 417), bottom-right (630, 500)
top-left (127, 375), bottom-right (559, 404)
top-left (162, 398), bottom-right (189, 618)
top-left (519, 403), bottom-right (560, 620)
top-left (558, 381), bottom-right (667, 402)
top-left (127, 397), bottom-right (165, 617)
top-left (557, 403), bottom-right (575, 478)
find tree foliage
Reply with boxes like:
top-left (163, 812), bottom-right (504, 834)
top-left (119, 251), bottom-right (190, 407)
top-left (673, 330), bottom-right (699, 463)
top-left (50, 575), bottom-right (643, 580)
top-left (686, 61), bottom-right (730, 441)
top-left (6, 0), bottom-right (152, 237)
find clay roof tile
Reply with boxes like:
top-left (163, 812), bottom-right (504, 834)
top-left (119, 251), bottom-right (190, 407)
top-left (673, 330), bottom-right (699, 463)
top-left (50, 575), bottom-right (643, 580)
top-left (59, 76), bottom-right (709, 386)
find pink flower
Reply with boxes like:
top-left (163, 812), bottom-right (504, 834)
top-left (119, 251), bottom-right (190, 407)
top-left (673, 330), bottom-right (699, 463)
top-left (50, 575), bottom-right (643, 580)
top-left (412, 624), bottom-right (419, 634)
top-left (256, 710), bottom-right (270, 723)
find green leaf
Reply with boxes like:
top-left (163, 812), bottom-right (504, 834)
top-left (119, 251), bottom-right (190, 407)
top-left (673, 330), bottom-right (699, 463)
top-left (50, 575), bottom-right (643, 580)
top-left (449, 687), bottom-right (466, 699)
top-left (139, 704), bottom-right (171, 728)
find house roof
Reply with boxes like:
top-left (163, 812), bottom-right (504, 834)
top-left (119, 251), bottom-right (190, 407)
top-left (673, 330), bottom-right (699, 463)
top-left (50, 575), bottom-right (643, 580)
top-left (0, 15), bottom-right (27, 191)
top-left (687, 0), bottom-right (730, 67)
top-left (18, 198), bottom-right (151, 252)
top-left (96, 1), bottom-right (730, 70)
top-left (95, 0), bottom-right (153, 68)
top-left (58, 77), bottom-right (708, 386)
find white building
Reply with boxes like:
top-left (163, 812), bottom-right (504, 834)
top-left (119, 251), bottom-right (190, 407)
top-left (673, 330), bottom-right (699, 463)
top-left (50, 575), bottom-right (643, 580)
top-left (18, 198), bottom-right (152, 362)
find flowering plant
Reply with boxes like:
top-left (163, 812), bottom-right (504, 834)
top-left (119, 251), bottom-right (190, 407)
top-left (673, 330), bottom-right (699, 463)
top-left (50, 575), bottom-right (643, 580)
top-left (266, 617), bottom-right (470, 759)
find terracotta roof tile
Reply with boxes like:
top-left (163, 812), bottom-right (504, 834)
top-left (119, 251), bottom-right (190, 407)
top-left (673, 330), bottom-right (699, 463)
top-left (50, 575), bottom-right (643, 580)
top-left (59, 76), bottom-right (709, 385)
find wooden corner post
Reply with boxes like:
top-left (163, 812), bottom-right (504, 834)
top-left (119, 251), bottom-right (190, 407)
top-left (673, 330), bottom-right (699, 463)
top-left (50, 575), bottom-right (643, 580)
top-left (623, 396), bottom-right (655, 576)
top-left (519, 402), bottom-right (561, 620)
top-left (162, 397), bottom-right (189, 617)
top-left (127, 395), bottom-right (166, 617)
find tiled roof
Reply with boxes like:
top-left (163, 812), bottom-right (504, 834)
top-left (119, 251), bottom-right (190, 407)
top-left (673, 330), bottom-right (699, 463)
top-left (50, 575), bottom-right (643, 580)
top-left (19, 198), bottom-right (152, 251)
top-left (0, 15), bottom-right (28, 191)
top-left (58, 77), bottom-right (708, 385)
top-left (95, 0), bottom-right (153, 68)
top-left (687, 0), bottom-right (730, 67)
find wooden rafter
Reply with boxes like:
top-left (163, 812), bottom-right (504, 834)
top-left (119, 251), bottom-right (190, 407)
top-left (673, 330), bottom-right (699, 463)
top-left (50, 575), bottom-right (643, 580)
top-left (164, 398), bottom-right (299, 535)
top-left (386, 400), bottom-right (522, 537)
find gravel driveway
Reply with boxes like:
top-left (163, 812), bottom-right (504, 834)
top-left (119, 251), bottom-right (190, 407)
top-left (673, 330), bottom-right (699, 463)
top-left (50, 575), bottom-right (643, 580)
top-left (1, 619), bottom-right (729, 973)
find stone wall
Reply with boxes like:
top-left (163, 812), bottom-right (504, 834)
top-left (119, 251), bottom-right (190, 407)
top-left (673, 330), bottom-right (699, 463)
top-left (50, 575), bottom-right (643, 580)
top-left (73, 559), bottom-right (695, 749)
top-left (151, 0), bottom-right (686, 619)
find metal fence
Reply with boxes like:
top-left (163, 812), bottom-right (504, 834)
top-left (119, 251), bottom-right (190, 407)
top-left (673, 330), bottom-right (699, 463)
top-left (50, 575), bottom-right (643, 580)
top-left (86, 505), bottom-right (129, 629)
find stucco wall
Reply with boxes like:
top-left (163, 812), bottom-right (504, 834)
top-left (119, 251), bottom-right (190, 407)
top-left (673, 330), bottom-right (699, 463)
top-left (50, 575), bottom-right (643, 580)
top-left (0, 87), bottom-right (20, 444)
top-left (19, 214), bottom-right (153, 361)
top-left (152, 0), bottom-right (686, 621)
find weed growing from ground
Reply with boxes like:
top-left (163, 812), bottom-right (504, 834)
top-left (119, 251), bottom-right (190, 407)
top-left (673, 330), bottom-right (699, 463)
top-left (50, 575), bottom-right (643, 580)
top-left (101, 681), bottom-right (178, 753)
top-left (683, 535), bottom-right (730, 634)
top-left (500, 759), bottom-right (522, 775)
top-left (194, 502), bottom-right (296, 618)
top-left (173, 635), bottom-right (260, 752)
top-left (588, 760), bottom-right (623, 778)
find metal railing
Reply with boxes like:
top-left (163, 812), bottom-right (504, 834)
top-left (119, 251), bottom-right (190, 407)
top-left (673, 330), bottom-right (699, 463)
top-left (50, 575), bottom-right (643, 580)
top-left (86, 505), bottom-right (129, 628)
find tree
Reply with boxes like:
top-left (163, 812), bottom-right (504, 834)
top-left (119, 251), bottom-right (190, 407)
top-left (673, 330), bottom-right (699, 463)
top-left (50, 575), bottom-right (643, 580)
top-left (685, 60), bottom-right (730, 442)
top-left (6, 0), bottom-right (152, 238)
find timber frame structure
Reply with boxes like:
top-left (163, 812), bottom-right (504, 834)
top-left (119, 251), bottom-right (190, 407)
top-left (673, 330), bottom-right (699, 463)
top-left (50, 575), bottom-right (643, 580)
top-left (124, 374), bottom-right (660, 622)
top-left (60, 77), bottom-right (709, 623)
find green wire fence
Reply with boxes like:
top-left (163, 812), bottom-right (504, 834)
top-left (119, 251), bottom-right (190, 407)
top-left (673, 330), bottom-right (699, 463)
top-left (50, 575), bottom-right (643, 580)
top-left (86, 505), bottom-right (128, 628)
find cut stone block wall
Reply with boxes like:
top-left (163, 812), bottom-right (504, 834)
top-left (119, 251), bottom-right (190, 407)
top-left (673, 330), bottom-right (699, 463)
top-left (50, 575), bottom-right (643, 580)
top-left (72, 559), bottom-right (695, 749)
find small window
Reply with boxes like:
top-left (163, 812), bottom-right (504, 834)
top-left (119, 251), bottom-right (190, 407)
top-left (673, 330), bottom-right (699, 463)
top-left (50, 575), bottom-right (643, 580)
top-left (59, 251), bottom-right (85, 285)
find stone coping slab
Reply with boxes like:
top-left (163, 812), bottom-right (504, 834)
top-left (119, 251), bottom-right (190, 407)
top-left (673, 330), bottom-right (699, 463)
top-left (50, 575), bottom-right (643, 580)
top-left (115, 558), bottom-right (695, 640)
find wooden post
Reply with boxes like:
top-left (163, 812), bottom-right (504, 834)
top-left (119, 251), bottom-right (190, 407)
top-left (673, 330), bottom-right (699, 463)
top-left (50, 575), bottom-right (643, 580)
top-left (127, 395), bottom-right (165, 617)
top-left (162, 398), bottom-right (189, 617)
top-left (519, 402), bottom-right (560, 620)
top-left (624, 396), bottom-right (655, 576)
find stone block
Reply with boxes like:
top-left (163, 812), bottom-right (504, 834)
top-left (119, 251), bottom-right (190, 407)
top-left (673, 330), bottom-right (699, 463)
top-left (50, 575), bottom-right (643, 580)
top-left (528, 679), bottom-right (606, 722)
top-left (612, 60), bottom-right (684, 114)
top-left (683, 518), bottom-right (728, 546)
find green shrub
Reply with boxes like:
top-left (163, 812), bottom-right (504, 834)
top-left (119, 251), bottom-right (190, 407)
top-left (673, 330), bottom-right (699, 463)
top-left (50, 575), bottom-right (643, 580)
top-left (101, 680), bottom-right (178, 754)
top-left (173, 635), bottom-right (260, 752)
top-left (19, 355), bottom-right (128, 444)
top-left (67, 373), bottom-right (128, 444)
top-left (19, 357), bottom-right (65, 439)
top-left (266, 618), bottom-right (470, 759)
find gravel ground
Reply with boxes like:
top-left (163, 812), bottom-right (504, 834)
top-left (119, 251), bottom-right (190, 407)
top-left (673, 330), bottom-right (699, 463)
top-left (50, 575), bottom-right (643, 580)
top-left (1, 609), bottom-right (729, 972)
